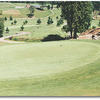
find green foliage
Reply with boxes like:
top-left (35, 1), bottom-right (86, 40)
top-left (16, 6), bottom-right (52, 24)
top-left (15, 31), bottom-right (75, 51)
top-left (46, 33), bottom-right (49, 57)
top-left (92, 2), bottom-right (100, 11)
top-left (98, 20), bottom-right (100, 27)
top-left (14, 20), bottom-right (17, 25)
top-left (10, 16), bottom-right (13, 21)
top-left (6, 27), bottom-right (9, 33)
top-left (47, 5), bottom-right (50, 10)
top-left (20, 25), bottom-right (24, 31)
top-left (11, 22), bottom-right (13, 25)
top-left (0, 18), bottom-right (4, 37)
top-left (56, 16), bottom-right (59, 19)
top-left (4, 17), bottom-right (7, 21)
top-left (23, 20), bottom-right (28, 25)
top-left (62, 25), bottom-right (70, 33)
top-left (47, 17), bottom-right (53, 25)
top-left (92, 26), bottom-right (96, 29)
top-left (37, 19), bottom-right (41, 24)
top-left (57, 18), bottom-right (64, 26)
top-left (62, 2), bottom-right (93, 38)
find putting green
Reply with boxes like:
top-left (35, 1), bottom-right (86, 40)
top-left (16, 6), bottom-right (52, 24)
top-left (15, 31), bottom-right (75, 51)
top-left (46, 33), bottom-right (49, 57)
top-left (0, 40), bottom-right (100, 80)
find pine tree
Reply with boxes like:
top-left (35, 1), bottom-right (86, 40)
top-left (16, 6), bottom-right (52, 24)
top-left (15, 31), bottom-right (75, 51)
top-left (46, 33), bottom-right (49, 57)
top-left (4, 17), bottom-right (7, 21)
top-left (6, 27), bottom-right (9, 33)
top-left (37, 19), bottom-right (41, 24)
top-left (10, 16), bottom-right (13, 21)
top-left (20, 25), bottom-right (24, 31)
top-left (0, 18), bottom-right (4, 37)
top-left (62, 1), bottom-right (93, 39)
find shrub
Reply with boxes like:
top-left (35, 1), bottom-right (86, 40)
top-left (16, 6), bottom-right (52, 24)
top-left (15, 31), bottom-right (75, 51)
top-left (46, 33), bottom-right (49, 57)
top-left (14, 20), bottom-right (17, 25)
top-left (10, 16), bottom-right (13, 21)
top-left (4, 17), bottom-right (7, 21)
top-left (92, 26), bottom-right (96, 29)
top-left (47, 17), bottom-right (53, 25)
top-left (6, 27), bottom-right (9, 33)
top-left (20, 25), bottom-right (24, 31)
top-left (98, 20), bottom-right (100, 27)
top-left (37, 19), bottom-right (41, 24)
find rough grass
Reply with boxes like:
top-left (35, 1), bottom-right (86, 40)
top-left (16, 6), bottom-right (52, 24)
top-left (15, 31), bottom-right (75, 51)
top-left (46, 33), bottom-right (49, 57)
top-left (0, 40), bottom-right (100, 96)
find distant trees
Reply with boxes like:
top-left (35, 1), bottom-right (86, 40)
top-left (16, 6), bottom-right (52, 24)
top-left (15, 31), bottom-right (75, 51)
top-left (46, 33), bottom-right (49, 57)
top-left (98, 20), bottom-right (100, 27)
top-left (4, 17), bottom-right (7, 21)
top-left (20, 25), bottom-right (24, 31)
top-left (11, 22), bottom-right (13, 25)
top-left (47, 5), bottom-right (50, 10)
top-left (10, 16), bottom-right (13, 21)
top-left (61, 1), bottom-right (93, 39)
top-left (23, 20), bottom-right (28, 25)
top-left (57, 18), bottom-right (64, 26)
top-left (6, 27), bottom-right (9, 33)
top-left (0, 18), bottom-right (4, 37)
top-left (37, 19), bottom-right (41, 24)
top-left (28, 6), bottom-right (34, 17)
top-left (14, 19), bottom-right (17, 25)
top-left (47, 17), bottom-right (53, 25)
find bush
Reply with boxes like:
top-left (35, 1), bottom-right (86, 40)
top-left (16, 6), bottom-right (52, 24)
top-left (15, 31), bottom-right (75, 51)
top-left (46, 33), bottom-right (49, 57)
top-left (98, 20), bottom-right (100, 27)
top-left (47, 17), bottom-right (53, 25)
top-left (20, 25), bottom-right (24, 31)
top-left (10, 16), bottom-right (13, 21)
top-left (14, 20), bottom-right (17, 25)
top-left (4, 17), bottom-right (7, 21)
top-left (56, 16), bottom-right (59, 19)
top-left (6, 27), bottom-right (9, 33)
top-left (11, 22), bottom-right (13, 25)
top-left (57, 18), bottom-right (64, 26)
top-left (92, 26), bottom-right (96, 29)
top-left (47, 5), bottom-right (50, 10)
top-left (37, 19), bottom-right (41, 24)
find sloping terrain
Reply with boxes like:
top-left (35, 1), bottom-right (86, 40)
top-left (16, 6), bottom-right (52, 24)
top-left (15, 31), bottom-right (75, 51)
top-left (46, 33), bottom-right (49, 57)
top-left (0, 40), bottom-right (100, 96)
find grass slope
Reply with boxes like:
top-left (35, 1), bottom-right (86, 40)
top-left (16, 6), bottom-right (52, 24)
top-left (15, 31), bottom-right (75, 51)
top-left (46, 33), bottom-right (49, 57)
top-left (0, 40), bottom-right (100, 96)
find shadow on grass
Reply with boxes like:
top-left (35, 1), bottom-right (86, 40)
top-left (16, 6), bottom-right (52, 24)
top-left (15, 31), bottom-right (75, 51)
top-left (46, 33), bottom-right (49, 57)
top-left (41, 34), bottom-right (70, 42)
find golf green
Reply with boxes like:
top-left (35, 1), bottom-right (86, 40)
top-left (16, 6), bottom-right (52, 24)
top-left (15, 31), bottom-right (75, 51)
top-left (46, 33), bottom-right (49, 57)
top-left (0, 40), bottom-right (100, 80)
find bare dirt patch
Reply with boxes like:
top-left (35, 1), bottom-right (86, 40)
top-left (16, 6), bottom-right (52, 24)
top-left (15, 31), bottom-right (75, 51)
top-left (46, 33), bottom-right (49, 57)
top-left (78, 28), bottom-right (100, 40)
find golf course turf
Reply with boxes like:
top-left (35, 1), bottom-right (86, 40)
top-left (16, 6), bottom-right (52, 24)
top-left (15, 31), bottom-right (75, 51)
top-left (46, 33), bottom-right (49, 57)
top-left (0, 40), bottom-right (100, 96)
top-left (0, 2), bottom-right (100, 96)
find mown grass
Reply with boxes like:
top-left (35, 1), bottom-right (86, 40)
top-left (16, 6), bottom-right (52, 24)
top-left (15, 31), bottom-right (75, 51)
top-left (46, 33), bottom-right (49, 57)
top-left (0, 40), bottom-right (100, 96)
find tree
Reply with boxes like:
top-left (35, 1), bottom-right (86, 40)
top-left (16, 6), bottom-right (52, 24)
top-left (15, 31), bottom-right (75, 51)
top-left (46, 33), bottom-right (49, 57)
top-left (6, 27), bottom-right (9, 33)
top-left (92, 26), bottom-right (96, 29)
top-left (57, 18), bottom-right (64, 26)
top-left (25, 20), bottom-right (28, 24)
top-left (28, 6), bottom-right (34, 17)
top-left (4, 17), bottom-right (7, 21)
top-left (62, 2), bottom-right (93, 39)
top-left (37, 19), bottom-right (41, 24)
top-left (0, 18), bottom-right (4, 37)
top-left (98, 20), bottom-right (100, 27)
top-left (56, 16), bottom-right (59, 19)
top-left (10, 16), bottom-right (13, 21)
top-left (47, 17), bottom-right (53, 25)
top-left (11, 22), bottom-right (13, 25)
top-left (14, 20), bottom-right (17, 25)
top-left (47, 5), bottom-right (50, 10)
top-left (20, 25), bottom-right (24, 31)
